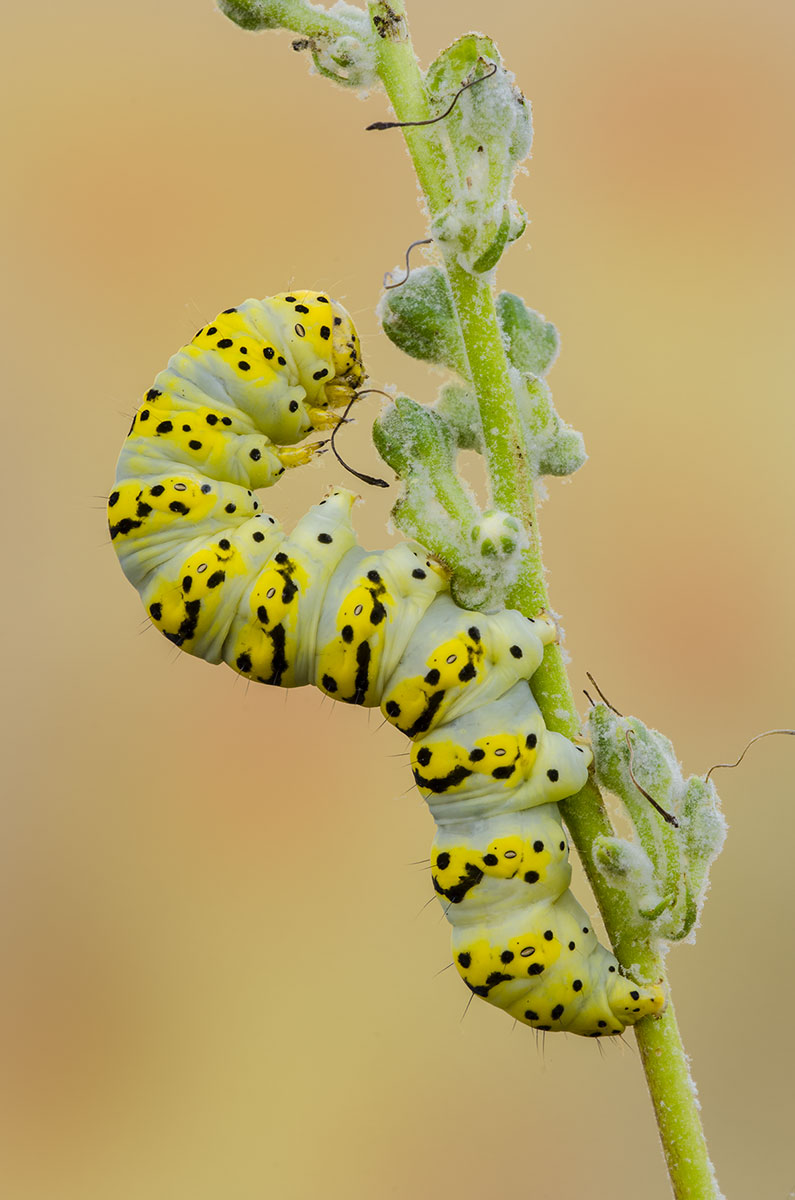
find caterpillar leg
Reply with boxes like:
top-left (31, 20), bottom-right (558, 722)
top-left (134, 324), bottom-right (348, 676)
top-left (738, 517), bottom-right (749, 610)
top-left (304, 405), bottom-right (350, 431)
top-left (276, 441), bottom-right (327, 469)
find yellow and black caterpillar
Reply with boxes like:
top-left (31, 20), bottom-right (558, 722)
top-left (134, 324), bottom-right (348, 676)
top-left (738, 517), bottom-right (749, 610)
top-left (109, 291), bottom-right (664, 1037)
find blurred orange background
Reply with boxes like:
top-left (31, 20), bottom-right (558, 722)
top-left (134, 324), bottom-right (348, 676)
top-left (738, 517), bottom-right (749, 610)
top-left (3, 1), bottom-right (794, 1197)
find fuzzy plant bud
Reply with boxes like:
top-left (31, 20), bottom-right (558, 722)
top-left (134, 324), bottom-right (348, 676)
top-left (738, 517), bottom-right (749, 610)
top-left (424, 35), bottom-right (532, 275)
top-left (379, 274), bottom-right (586, 479)
top-left (377, 267), bottom-right (467, 374)
top-left (679, 776), bottom-right (727, 929)
top-left (593, 835), bottom-right (668, 921)
top-left (304, 32), bottom-right (377, 87)
top-left (470, 510), bottom-right (526, 560)
top-left (372, 395), bottom-right (480, 548)
top-left (496, 292), bottom-right (559, 377)
top-left (217, 0), bottom-right (287, 29)
top-left (590, 704), bottom-right (683, 919)
top-left (372, 397), bottom-right (525, 611)
top-left (299, 4), bottom-right (377, 88)
top-left (218, 1), bottom-right (376, 88)
top-left (514, 373), bottom-right (587, 479)
top-left (372, 394), bottom-right (458, 478)
top-left (589, 705), bottom-right (680, 827)
top-left (588, 703), bottom-right (727, 943)
top-left (433, 383), bottom-right (483, 451)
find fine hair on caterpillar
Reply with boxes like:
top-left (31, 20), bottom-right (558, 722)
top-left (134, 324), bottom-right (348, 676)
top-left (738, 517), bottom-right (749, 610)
top-left (108, 290), bottom-right (665, 1038)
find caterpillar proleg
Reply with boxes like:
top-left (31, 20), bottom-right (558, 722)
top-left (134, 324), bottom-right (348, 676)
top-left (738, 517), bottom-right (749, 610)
top-left (109, 291), bottom-right (664, 1037)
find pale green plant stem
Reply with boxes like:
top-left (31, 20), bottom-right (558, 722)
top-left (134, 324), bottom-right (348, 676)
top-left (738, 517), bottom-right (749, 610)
top-left (367, 3), bottom-right (720, 1196)
top-left (230, 0), bottom-right (355, 38)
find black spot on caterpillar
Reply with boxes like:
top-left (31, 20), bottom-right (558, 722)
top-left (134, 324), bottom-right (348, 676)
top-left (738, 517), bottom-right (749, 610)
top-left (109, 290), bottom-right (664, 1037)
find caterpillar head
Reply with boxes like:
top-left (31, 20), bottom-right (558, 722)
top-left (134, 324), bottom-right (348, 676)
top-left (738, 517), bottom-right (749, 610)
top-left (326, 299), bottom-right (366, 404)
top-left (269, 291), bottom-right (365, 410)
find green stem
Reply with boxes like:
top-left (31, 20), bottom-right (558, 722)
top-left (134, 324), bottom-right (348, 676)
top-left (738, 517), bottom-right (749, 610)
top-left (444, 262), bottom-right (543, 611)
top-left (627, 948), bottom-right (723, 1200)
top-left (368, 4), bottom-right (720, 1197)
top-left (365, 6), bottom-right (452, 211)
top-left (221, 0), bottom-right (356, 38)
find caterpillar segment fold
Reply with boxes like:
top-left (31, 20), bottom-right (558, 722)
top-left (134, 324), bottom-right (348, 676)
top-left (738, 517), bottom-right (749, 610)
top-left (109, 292), bottom-right (665, 1037)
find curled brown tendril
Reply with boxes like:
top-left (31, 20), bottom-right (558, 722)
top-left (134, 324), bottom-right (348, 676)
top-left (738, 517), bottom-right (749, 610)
top-left (585, 671), bottom-right (623, 716)
top-left (704, 729), bottom-right (795, 783)
top-left (366, 61), bottom-right (497, 131)
top-left (383, 238), bottom-right (433, 289)
top-left (330, 389), bottom-right (393, 488)
top-left (624, 730), bottom-right (679, 828)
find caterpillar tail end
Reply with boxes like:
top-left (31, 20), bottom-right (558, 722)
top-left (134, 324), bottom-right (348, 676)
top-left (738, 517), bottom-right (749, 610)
top-left (608, 974), bottom-right (666, 1030)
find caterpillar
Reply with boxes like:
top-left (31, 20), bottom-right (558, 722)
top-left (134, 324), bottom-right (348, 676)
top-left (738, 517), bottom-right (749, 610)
top-left (108, 290), bottom-right (665, 1037)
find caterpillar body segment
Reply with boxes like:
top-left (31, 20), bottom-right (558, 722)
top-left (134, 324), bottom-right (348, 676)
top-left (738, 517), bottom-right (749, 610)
top-left (109, 293), bottom-right (664, 1038)
top-left (413, 683), bottom-right (589, 821)
top-left (314, 540), bottom-right (450, 706)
